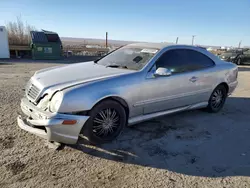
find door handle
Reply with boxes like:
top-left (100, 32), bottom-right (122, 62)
top-left (189, 76), bottom-right (198, 83)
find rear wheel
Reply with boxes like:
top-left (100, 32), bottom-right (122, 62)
top-left (206, 85), bottom-right (227, 113)
top-left (236, 58), bottom-right (241, 65)
top-left (80, 100), bottom-right (126, 144)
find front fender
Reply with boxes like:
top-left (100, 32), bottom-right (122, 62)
top-left (58, 84), bottom-right (127, 113)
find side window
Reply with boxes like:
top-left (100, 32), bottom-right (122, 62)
top-left (155, 50), bottom-right (189, 73)
top-left (155, 49), bottom-right (214, 74)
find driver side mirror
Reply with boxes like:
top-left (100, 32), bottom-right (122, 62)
top-left (154, 67), bottom-right (172, 77)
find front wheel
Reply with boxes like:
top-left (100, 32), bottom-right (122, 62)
top-left (80, 100), bottom-right (127, 144)
top-left (206, 85), bottom-right (227, 113)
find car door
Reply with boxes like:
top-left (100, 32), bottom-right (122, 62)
top-left (242, 50), bottom-right (250, 63)
top-left (141, 49), bottom-right (215, 115)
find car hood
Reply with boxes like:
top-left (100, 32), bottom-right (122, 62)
top-left (220, 53), bottom-right (236, 58)
top-left (32, 61), bottom-right (134, 90)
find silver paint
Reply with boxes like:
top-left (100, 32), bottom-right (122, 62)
top-left (18, 43), bottom-right (238, 144)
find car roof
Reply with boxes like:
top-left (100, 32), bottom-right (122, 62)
top-left (126, 42), bottom-right (204, 51)
top-left (127, 42), bottom-right (173, 50)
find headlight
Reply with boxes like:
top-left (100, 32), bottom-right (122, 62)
top-left (230, 56), bottom-right (236, 59)
top-left (49, 92), bottom-right (63, 112)
top-left (37, 95), bottom-right (50, 110)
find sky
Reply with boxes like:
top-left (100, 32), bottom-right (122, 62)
top-left (0, 0), bottom-right (249, 47)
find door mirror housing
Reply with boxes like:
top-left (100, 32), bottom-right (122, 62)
top-left (154, 67), bottom-right (172, 77)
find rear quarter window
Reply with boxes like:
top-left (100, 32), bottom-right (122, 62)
top-left (185, 49), bottom-right (215, 71)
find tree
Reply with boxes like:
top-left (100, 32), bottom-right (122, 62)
top-left (6, 16), bottom-right (36, 45)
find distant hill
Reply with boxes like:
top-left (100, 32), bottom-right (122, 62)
top-left (61, 37), bottom-right (241, 49)
top-left (61, 37), bottom-right (140, 47)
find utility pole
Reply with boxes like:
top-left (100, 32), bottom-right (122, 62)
top-left (176, 37), bottom-right (179, 44)
top-left (192, 35), bottom-right (196, 45)
top-left (238, 40), bottom-right (242, 48)
top-left (106, 32), bottom-right (108, 48)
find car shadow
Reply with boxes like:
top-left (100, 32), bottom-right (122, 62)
top-left (0, 62), bottom-right (13, 65)
top-left (68, 96), bottom-right (250, 177)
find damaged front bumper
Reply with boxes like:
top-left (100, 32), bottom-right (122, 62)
top-left (17, 98), bottom-right (89, 144)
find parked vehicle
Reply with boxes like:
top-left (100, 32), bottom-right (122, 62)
top-left (17, 43), bottom-right (238, 145)
top-left (63, 50), bottom-right (73, 57)
top-left (219, 49), bottom-right (250, 65)
top-left (219, 50), bottom-right (241, 64)
top-left (236, 49), bottom-right (250, 65)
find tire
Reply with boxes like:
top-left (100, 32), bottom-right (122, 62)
top-left (236, 58), bottom-right (241, 65)
top-left (80, 100), bottom-right (127, 145)
top-left (206, 85), bottom-right (227, 113)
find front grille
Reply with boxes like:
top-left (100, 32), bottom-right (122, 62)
top-left (26, 81), bottom-right (41, 101)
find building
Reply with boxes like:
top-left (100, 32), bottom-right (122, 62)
top-left (0, 26), bottom-right (10, 58)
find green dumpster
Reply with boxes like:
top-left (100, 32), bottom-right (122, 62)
top-left (30, 30), bottom-right (62, 60)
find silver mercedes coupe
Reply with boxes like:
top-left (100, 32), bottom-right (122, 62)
top-left (17, 43), bottom-right (238, 145)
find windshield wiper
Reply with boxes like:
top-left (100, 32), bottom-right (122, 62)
top-left (106, 64), bottom-right (128, 69)
top-left (94, 58), bottom-right (101, 63)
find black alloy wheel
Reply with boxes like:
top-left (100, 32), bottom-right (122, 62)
top-left (207, 85), bottom-right (227, 113)
top-left (92, 108), bottom-right (120, 138)
top-left (80, 100), bottom-right (126, 144)
top-left (236, 58), bottom-right (241, 65)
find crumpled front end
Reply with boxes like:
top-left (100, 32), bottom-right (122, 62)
top-left (18, 98), bottom-right (89, 144)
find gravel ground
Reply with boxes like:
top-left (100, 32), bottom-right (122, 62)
top-left (0, 63), bottom-right (250, 188)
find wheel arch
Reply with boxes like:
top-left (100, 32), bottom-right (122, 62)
top-left (216, 82), bottom-right (229, 94)
top-left (91, 96), bottom-right (130, 118)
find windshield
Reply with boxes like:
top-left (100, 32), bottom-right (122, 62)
top-left (96, 46), bottom-right (158, 70)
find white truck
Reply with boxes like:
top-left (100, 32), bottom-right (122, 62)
top-left (0, 26), bottom-right (10, 59)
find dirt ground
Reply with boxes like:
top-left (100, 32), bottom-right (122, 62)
top-left (0, 62), bottom-right (250, 188)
